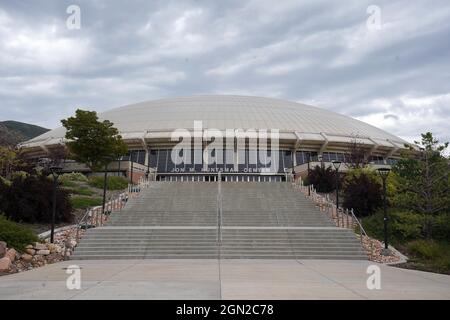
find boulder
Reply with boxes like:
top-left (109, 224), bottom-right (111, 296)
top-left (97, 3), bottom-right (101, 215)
top-left (5, 249), bottom-right (17, 262)
top-left (26, 248), bottom-right (36, 255)
top-left (21, 254), bottom-right (33, 262)
top-left (36, 249), bottom-right (50, 255)
top-left (0, 257), bottom-right (11, 271)
top-left (47, 243), bottom-right (59, 253)
top-left (34, 243), bottom-right (47, 250)
top-left (25, 244), bottom-right (33, 249)
top-left (0, 241), bottom-right (6, 258)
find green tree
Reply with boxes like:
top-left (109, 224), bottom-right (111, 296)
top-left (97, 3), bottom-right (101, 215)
top-left (61, 109), bottom-right (127, 171)
top-left (392, 132), bottom-right (450, 216)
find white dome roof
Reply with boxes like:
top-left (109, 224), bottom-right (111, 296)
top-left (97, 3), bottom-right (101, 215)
top-left (24, 95), bottom-right (407, 149)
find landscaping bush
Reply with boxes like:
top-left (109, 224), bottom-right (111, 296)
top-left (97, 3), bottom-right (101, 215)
top-left (0, 214), bottom-right (38, 252)
top-left (342, 168), bottom-right (383, 217)
top-left (88, 176), bottom-right (128, 190)
top-left (407, 239), bottom-right (441, 259)
top-left (431, 214), bottom-right (450, 241)
top-left (0, 174), bottom-right (73, 223)
top-left (70, 196), bottom-right (103, 209)
top-left (362, 210), bottom-right (424, 243)
top-left (59, 172), bottom-right (88, 183)
top-left (307, 165), bottom-right (336, 193)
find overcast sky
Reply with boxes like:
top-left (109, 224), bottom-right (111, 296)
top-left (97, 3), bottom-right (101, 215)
top-left (0, 0), bottom-right (449, 144)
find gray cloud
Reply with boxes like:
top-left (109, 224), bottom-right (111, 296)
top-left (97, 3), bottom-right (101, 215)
top-left (0, 0), bottom-right (449, 144)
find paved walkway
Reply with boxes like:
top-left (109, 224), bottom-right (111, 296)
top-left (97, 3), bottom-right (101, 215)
top-left (0, 259), bottom-right (449, 299)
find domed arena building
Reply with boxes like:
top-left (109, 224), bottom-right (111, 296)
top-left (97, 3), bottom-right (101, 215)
top-left (19, 95), bottom-right (412, 260)
top-left (20, 95), bottom-right (409, 182)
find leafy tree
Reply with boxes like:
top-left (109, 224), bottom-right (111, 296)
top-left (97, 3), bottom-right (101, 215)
top-left (0, 146), bottom-right (17, 178)
top-left (342, 168), bottom-right (383, 217)
top-left (392, 132), bottom-right (450, 215)
top-left (61, 109), bottom-right (127, 171)
top-left (308, 164), bottom-right (337, 193)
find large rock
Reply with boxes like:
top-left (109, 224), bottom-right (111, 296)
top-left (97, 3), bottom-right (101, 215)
top-left (47, 243), bottom-right (59, 253)
top-left (34, 243), bottom-right (47, 250)
top-left (0, 257), bottom-right (11, 271)
top-left (0, 241), bottom-right (6, 258)
top-left (26, 248), bottom-right (36, 255)
top-left (25, 245), bottom-right (33, 249)
top-left (5, 249), bottom-right (17, 262)
top-left (36, 249), bottom-right (50, 255)
top-left (34, 242), bottom-right (47, 250)
top-left (21, 254), bottom-right (33, 262)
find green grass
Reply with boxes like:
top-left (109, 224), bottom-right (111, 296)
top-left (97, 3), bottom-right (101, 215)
top-left (69, 186), bottom-right (95, 196)
top-left (70, 196), bottom-right (103, 209)
top-left (88, 176), bottom-right (129, 190)
top-left (61, 180), bottom-right (78, 188)
top-left (0, 214), bottom-right (39, 252)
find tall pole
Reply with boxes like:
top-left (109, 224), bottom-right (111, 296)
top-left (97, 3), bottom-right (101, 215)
top-left (383, 176), bottom-right (388, 251)
top-left (50, 175), bottom-right (57, 243)
top-left (307, 153), bottom-right (311, 196)
top-left (335, 169), bottom-right (339, 210)
top-left (102, 163), bottom-right (108, 215)
top-left (130, 160), bottom-right (134, 184)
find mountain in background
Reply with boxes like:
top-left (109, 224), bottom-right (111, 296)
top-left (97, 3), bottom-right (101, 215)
top-left (0, 120), bottom-right (49, 147)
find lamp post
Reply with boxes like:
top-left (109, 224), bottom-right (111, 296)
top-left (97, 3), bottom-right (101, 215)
top-left (332, 161), bottom-right (342, 209)
top-left (306, 153), bottom-right (311, 196)
top-left (377, 167), bottom-right (391, 256)
top-left (101, 156), bottom-right (114, 216)
top-left (49, 165), bottom-right (62, 243)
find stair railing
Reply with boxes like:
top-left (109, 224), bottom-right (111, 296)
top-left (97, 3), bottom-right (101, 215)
top-left (75, 176), bottom-right (151, 241)
top-left (293, 177), bottom-right (371, 248)
top-left (217, 172), bottom-right (223, 243)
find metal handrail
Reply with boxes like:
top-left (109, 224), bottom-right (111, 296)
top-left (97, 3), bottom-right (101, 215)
top-left (75, 177), bottom-right (150, 242)
top-left (217, 172), bottom-right (222, 243)
top-left (350, 208), bottom-right (369, 243)
top-left (293, 177), bottom-right (371, 246)
top-left (75, 209), bottom-right (91, 241)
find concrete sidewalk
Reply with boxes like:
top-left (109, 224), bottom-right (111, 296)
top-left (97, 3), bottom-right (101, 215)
top-left (0, 259), bottom-right (449, 299)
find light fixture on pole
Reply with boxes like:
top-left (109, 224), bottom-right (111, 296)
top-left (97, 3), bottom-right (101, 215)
top-left (377, 167), bottom-right (391, 256)
top-left (49, 165), bottom-right (63, 243)
top-left (306, 153), bottom-right (311, 196)
top-left (332, 161), bottom-right (342, 209)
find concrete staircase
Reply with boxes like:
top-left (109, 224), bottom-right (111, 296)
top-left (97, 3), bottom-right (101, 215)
top-left (72, 181), bottom-right (367, 260)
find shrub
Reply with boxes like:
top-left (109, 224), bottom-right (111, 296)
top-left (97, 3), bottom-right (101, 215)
top-left (307, 165), bottom-right (336, 193)
top-left (407, 240), bottom-right (441, 259)
top-left (0, 174), bottom-right (73, 223)
top-left (59, 172), bottom-right (88, 183)
top-left (88, 176), bottom-right (128, 190)
top-left (342, 168), bottom-right (383, 217)
top-left (0, 215), bottom-right (39, 252)
top-left (70, 196), bottom-right (103, 209)
top-left (362, 210), bottom-right (424, 243)
top-left (431, 214), bottom-right (450, 241)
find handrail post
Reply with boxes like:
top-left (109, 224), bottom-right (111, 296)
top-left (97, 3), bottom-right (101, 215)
top-left (217, 172), bottom-right (222, 244)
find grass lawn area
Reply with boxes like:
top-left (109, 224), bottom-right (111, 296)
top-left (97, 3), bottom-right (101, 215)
top-left (70, 196), bottom-right (103, 209)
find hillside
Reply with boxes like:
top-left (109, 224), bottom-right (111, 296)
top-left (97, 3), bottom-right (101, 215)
top-left (0, 121), bottom-right (49, 147)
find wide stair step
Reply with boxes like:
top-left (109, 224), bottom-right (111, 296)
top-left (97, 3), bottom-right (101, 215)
top-left (72, 182), bottom-right (367, 260)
